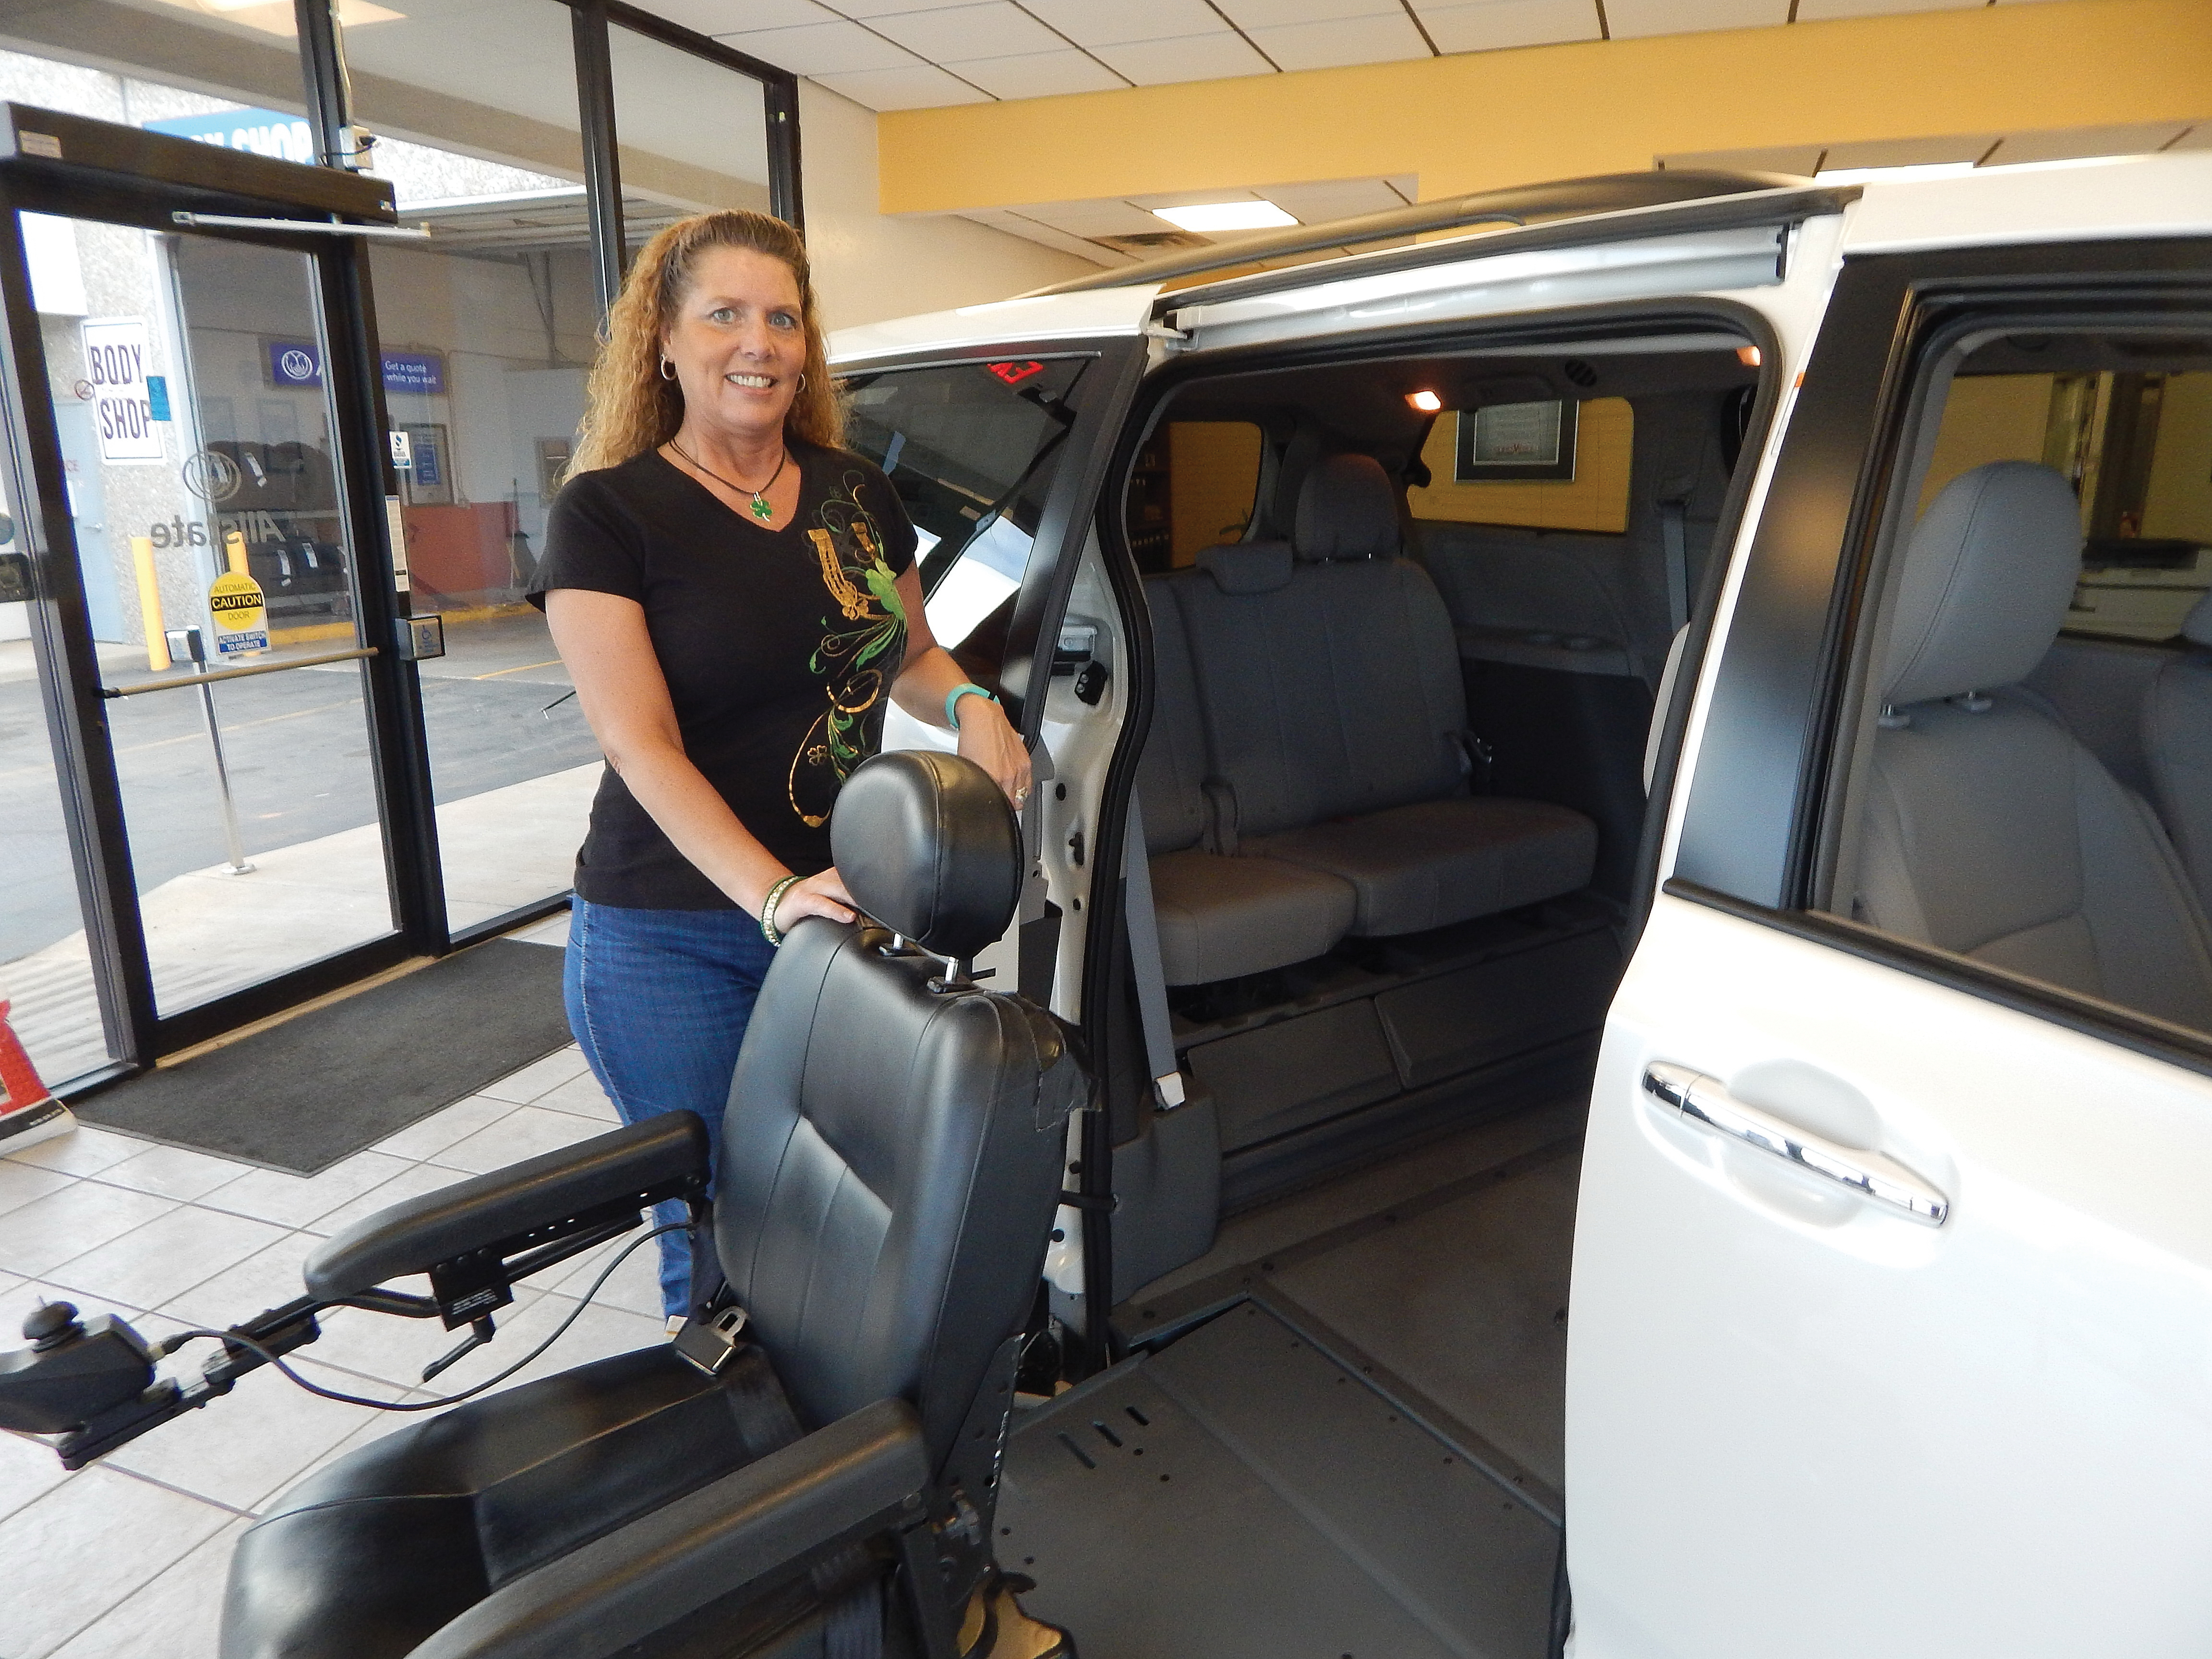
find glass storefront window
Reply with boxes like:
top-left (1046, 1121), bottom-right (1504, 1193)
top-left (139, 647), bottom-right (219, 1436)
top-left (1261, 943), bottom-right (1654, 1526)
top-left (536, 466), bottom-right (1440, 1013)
top-left (608, 24), bottom-right (772, 248)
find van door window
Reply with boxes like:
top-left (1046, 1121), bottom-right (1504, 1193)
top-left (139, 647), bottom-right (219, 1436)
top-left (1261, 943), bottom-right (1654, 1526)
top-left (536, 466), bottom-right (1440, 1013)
top-left (1126, 419), bottom-right (1262, 574)
top-left (1816, 329), bottom-right (2212, 1036)
top-left (1914, 367), bottom-right (2212, 643)
top-left (840, 356), bottom-right (1090, 672)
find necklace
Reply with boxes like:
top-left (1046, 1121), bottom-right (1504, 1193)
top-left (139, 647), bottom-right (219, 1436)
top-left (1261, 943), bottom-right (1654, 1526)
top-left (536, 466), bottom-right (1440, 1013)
top-left (670, 438), bottom-right (788, 524)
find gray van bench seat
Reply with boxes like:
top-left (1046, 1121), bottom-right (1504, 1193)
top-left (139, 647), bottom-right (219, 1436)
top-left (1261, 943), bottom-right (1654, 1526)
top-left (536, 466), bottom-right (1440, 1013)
top-left (1250, 797), bottom-right (1598, 938)
top-left (1139, 565), bottom-right (1360, 986)
top-left (1134, 453), bottom-right (1597, 985)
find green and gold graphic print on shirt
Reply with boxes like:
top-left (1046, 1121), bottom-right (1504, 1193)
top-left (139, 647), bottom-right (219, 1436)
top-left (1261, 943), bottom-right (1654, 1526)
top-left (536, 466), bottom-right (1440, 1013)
top-left (791, 468), bottom-right (909, 829)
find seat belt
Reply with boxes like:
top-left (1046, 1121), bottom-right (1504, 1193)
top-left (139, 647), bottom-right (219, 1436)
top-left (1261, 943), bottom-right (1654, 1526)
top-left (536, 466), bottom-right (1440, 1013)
top-left (1660, 484), bottom-right (1692, 635)
top-left (1121, 789), bottom-right (1186, 1111)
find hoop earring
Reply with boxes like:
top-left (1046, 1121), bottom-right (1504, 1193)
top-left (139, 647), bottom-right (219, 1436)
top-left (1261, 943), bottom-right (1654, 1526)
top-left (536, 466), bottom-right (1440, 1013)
top-left (797, 372), bottom-right (807, 393)
top-left (658, 358), bottom-right (676, 381)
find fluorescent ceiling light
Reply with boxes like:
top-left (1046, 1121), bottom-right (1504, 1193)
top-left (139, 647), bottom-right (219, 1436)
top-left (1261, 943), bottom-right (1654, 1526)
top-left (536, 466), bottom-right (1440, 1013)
top-left (1152, 201), bottom-right (1299, 233)
top-left (1813, 161), bottom-right (1976, 186)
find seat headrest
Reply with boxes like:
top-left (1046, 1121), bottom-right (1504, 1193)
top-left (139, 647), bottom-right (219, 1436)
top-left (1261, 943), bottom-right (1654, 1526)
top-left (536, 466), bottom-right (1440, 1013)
top-left (829, 750), bottom-right (1021, 961)
top-left (1198, 541), bottom-right (1294, 594)
top-left (1882, 461), bottom-right (2082, 708)
top-left (2183, 589), bottom-right (2212, 649)
top-left (1294, 453), bottom-right (1399, 562)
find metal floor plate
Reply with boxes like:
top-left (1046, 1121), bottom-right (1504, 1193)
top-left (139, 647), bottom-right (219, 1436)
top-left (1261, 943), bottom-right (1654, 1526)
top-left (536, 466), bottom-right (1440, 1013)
top-left (999, 1301), bottom-right (1558, 1659)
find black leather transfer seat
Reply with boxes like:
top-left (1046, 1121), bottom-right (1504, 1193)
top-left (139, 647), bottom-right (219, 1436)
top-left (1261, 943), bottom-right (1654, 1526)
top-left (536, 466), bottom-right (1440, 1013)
top-left (1139, 454), bottom-right (1598, 985)
top-left (221, 751), bottom-right (1085, 1659)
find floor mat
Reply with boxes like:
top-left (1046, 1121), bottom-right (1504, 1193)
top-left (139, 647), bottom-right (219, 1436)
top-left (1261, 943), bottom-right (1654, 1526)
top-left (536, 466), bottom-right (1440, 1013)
top-left (1000, 1301), bottom-right (1558, 1659)
top-left (75, 938), bottom-right (571, 1175)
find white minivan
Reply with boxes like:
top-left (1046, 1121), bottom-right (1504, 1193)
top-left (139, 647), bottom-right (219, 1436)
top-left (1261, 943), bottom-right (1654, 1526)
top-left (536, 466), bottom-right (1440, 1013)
top-left (832, 157), bottom-right (2212, 1657)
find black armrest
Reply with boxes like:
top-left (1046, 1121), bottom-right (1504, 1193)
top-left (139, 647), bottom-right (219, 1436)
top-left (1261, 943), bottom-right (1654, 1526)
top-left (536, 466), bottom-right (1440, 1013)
top-left (409, 1398), bottom-right (930, 1659)
top-left (304, 1113), bottom-right (709, 1302)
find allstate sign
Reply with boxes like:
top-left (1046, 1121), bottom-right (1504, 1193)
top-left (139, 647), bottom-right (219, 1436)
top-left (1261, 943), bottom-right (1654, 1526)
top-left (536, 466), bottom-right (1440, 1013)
top-left (265, 340), bottom-right (447, 397)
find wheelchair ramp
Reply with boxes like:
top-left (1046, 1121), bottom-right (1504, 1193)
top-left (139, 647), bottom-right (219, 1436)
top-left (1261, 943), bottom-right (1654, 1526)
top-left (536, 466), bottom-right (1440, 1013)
top-left (998, 1299), bottom-right (1558, 1659)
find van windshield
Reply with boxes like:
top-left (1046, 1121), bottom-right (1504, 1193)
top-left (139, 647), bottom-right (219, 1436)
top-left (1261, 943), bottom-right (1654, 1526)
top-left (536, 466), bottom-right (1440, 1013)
top-left (840, 356), bottom-right (1090, 650)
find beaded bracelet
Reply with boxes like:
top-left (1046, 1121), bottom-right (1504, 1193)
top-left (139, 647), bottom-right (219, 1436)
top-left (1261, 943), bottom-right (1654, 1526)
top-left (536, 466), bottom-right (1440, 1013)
top-left (758, 874), bottom-right (802, 947)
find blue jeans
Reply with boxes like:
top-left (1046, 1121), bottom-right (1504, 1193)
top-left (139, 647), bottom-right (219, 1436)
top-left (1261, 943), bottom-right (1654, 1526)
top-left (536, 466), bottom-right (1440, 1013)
top-left (565, 897), bottom-right (778, 1320)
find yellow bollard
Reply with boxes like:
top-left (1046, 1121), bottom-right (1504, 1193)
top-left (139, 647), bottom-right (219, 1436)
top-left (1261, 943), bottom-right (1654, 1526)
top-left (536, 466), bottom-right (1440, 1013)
top-left (130, 535), bottom-right (168, 672)
top-left (224, 528), bottom-right (249, 577)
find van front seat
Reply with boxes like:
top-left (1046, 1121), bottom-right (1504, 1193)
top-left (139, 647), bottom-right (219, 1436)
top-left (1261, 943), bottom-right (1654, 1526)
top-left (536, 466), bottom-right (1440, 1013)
top-left (2142, 589), bottom-right (2212, 913)
top-left (1855, 461), bottom-right (2212, 1030)
top-left (220, 750), bottom-right (1085, 1659)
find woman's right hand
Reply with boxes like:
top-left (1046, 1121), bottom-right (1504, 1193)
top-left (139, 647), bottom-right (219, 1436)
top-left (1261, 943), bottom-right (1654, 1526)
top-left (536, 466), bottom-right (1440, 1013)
top-left (763, 867), bottom-right (856, 931)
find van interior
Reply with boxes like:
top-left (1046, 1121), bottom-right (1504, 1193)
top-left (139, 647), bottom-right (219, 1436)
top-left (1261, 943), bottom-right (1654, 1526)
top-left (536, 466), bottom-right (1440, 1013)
top-left (991, 325), bottom-right (2212, 1658)
top-left (998, 325), bottom-right (1764, 1659)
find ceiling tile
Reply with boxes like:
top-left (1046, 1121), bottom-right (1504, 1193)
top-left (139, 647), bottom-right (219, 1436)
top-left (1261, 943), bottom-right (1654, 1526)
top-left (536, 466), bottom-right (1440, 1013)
top-left (1416, 0), bottom-right (1600, 52)
top-left (711, 18), bottom-right (921, 72)
top-left (1820, 133), bottom-right (1998, 168)
top-left (1658, 143), bottom-right (1826, 175)
top-left (865, 2), bottom-right (1068, 60)
top-left (1018, 198), bottom-right (1176, 235)
top-left (1599, 0), bottom-right (1786, 38)
top-left (1987, 123), bottom-right (2200, 165)
top-left (1215, 0), bottom-right (1399, 24)
top-left (1126, 187), bottom-right (1264, 209)
top-left (823, 0), bottom-right (965, 15)
top-left (1258, 177), bottom-right (1407, 220)
top-left (941, 48), bottom-right (1129, 97)
top-left (807, 62), bottom-right (994, 106)
top-left (1016, 0), bottom-right (1226, 46)
top-left (1244, 12), bottom-right (1431, 70)
top-left (1089, 30), bottom-right (1277, 82)
top-left (960, 210), bottom-right (1128, 266)
top-left (1792, 0), bottom-right (1978, 16)
top-left (638, 0), bottom-right (838, 32)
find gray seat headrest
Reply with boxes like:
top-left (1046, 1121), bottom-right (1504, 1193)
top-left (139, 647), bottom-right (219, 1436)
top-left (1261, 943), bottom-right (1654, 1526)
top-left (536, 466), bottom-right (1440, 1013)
top-left (2183, 589), bottom-right (2212, 649)
top-left (1198, 542), bottom-right (1294, 594)
top-left (1294, 453), bottom-right (1398, 562)
top-left (1882, 461), bottom-right (2082, 708)
top-left (830, 750), bottom-right (1021, 961)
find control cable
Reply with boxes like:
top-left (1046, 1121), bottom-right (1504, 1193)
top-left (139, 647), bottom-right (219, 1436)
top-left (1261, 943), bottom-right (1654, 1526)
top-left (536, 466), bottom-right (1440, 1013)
top-left (159, 1221), bottom-right (684, 1414)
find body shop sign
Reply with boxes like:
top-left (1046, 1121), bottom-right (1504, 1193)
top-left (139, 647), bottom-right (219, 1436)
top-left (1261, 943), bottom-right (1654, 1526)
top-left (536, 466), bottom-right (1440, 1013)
top-left (82, 318), bottom-right (162, 463)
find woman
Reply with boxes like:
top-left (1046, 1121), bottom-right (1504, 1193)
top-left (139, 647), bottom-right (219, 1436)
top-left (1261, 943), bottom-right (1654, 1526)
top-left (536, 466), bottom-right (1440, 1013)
top-left (532, 210), bottom-right (1032, 1325)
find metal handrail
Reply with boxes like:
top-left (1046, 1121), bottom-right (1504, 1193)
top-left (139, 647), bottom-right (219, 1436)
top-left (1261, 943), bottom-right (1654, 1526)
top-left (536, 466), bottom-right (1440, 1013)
top-left (99, 645), bottom-right (378, 697)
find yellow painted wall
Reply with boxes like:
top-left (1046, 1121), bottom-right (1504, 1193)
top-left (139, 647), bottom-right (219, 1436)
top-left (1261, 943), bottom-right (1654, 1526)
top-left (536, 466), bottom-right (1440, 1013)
top-left (1168, 421), bottom-right (1263, 564)
top-left (2144, 373), bottom-right (2212, 544)
top-left (1918, 375), bottom-right (2054, 515)
top-left (878, 0), bottom-right (2210, 214)
top-left (1409, 399), bottom-right (1633, 533)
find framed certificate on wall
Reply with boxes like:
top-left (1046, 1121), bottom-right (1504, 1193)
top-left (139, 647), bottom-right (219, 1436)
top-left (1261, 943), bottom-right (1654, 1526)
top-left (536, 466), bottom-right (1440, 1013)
top-left (1455, 400), bottom-right (1577, 481)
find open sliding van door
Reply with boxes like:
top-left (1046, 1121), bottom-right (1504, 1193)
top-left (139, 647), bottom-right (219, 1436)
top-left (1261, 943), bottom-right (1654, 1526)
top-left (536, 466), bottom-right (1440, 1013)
top-left (1569, 166), bottom-right (2212, 1657)
top-left (830, 292), bottom-right (1155, 1351)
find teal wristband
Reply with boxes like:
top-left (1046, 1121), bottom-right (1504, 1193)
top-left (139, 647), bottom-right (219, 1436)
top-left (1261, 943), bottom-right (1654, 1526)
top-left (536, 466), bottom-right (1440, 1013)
top-left (945, 682), bottom-right (996, 729)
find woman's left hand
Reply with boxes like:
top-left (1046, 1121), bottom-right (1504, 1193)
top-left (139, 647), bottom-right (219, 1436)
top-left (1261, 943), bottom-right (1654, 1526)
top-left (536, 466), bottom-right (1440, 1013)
top-left (958, 698), bottom-right (1033, 810)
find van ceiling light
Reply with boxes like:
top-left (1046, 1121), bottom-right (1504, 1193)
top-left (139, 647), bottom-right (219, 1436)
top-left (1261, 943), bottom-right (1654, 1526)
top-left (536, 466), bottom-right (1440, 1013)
top-left (1736, 346), bottom-right (1761, 368)
top-left (1152, 201), bottom-right (1299, 233)
top-left (1406, 390), bottom-right (1443, 412)
top-left (1812, 161), bottom-right (1976, 186)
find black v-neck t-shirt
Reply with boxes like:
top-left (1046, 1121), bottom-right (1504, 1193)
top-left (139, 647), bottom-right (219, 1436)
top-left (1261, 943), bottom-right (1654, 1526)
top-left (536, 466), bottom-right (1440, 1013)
top-left (531, 443), bottom-right (916, 909)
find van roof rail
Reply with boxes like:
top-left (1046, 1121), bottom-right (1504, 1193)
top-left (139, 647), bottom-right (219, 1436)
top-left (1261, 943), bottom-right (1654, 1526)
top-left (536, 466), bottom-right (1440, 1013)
top-left (1022, 169), bottom-right (1811, 297)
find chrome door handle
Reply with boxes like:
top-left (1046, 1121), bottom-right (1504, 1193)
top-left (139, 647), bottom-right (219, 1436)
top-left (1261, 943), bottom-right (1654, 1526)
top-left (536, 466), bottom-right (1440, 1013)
top-left (1643, 1062), bottom-right (1949, 1226)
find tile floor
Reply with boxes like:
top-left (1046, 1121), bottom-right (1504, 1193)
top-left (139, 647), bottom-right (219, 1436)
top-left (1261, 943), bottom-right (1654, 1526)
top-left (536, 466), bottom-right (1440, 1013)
top-left (0, 1029), bottom-right (669, 1659)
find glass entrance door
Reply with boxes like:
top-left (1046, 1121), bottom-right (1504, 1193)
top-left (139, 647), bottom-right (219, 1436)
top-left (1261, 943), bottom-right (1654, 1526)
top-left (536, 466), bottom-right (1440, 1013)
top-left (0, 112), bottom-right (431, 1089)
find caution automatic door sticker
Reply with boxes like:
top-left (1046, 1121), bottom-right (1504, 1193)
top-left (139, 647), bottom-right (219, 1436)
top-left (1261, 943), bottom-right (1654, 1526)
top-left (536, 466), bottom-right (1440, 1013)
top-left (209, 567), bottom-right (268, 657)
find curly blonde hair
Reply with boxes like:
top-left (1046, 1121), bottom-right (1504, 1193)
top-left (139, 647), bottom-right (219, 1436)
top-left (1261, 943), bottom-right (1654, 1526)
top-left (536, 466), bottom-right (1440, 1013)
top-left (570, 210), bottom-right (842, 477)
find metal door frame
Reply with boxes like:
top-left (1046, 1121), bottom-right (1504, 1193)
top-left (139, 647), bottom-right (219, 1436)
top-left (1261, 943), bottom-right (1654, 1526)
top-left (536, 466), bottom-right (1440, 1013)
top-left (0, 105), bottom-right (435, 1086)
